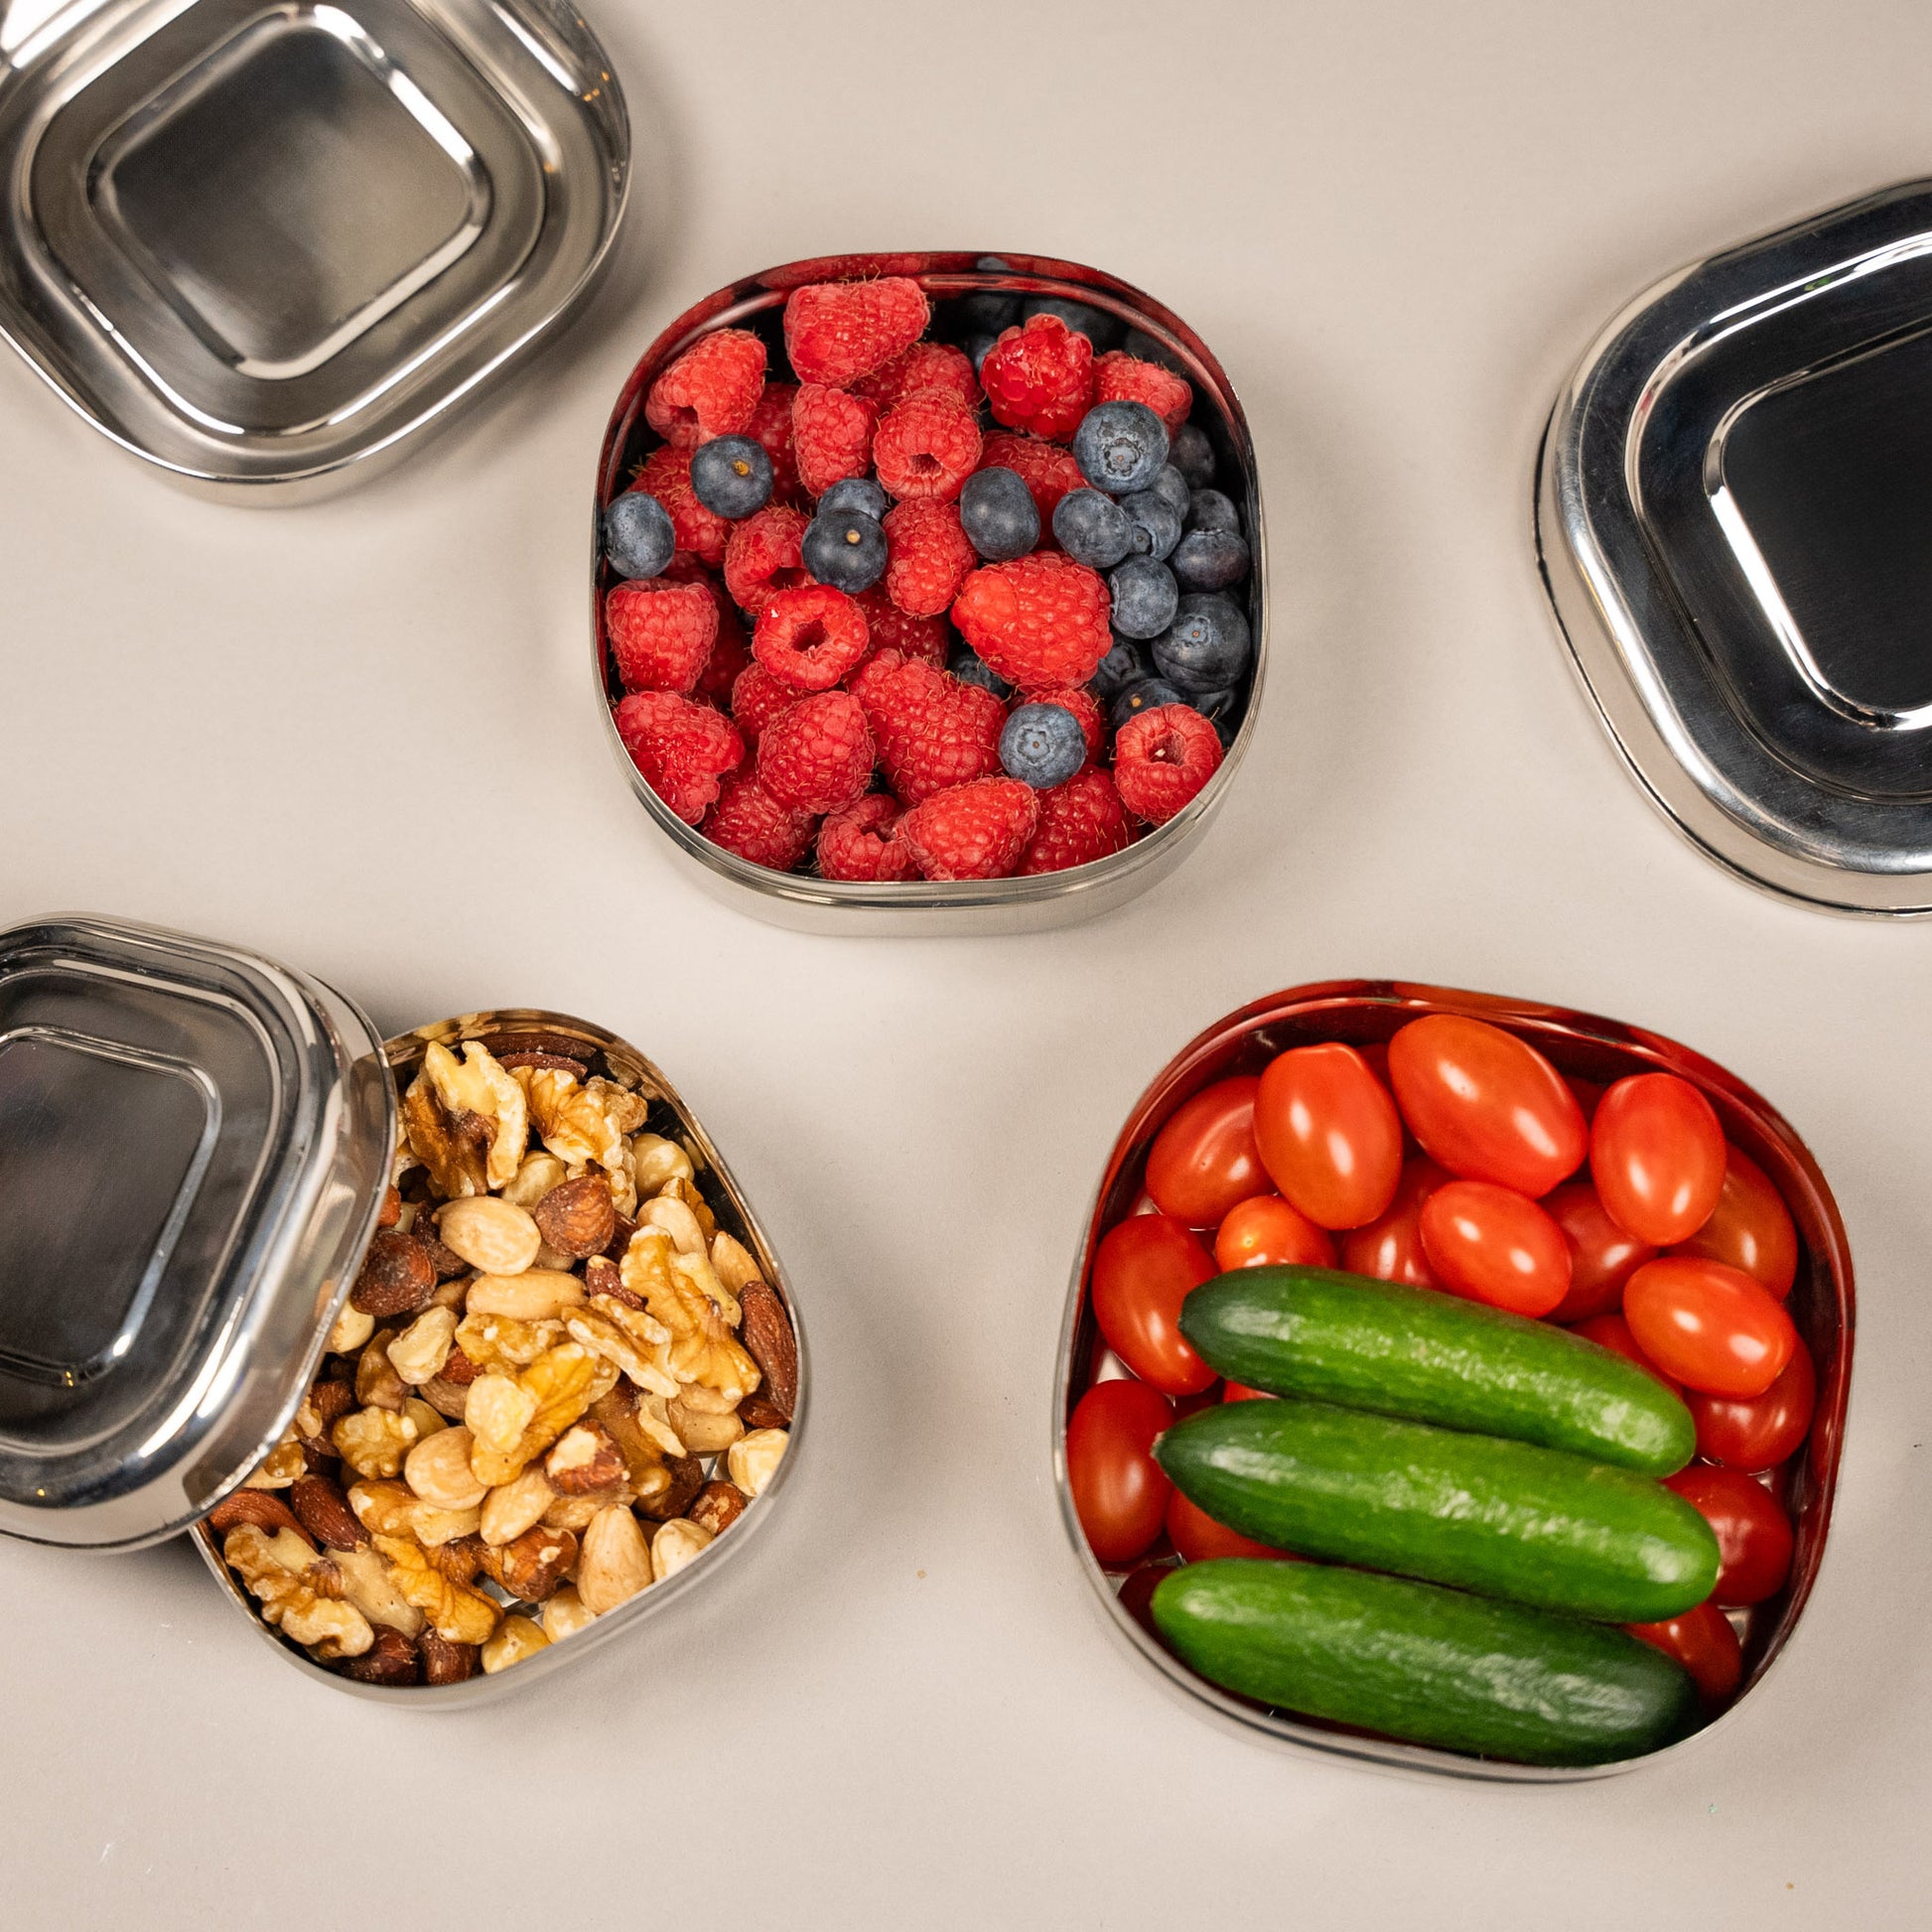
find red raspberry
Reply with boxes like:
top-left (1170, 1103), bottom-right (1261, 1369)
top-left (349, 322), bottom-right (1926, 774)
top-left (856, 590), bottom-right (948, 667)
top-left (753, 583), bottom-right (870, 691)
top-left (898, 778), bottom-right (1040, 881)
top-left (757, 690), bottom-right (874, 814)
top-left (724, 505), bottom-right (811, 616)
top-left (633, 449), bottom-right (730, 568)
top-left (1031, 685), bottom-right (1105, 765)
top-left (980, 315), bottom-right (1094, 442)
top-left (855, 341), bottom-right (981, 412)
top-left (783, 277), bottom-right (929, 387)
top-left (644, 329), bottom-right (766, 448)
top-left (701, 773), bottom-right (817, 871)
top-left (978, 433), bottom-right (1086, 524)
top-left (872, 391), bottom-right (983, 502)
top-left (656, 560), bottom-right (751, 704)
top-left (1017, 767), bottom-right (1134, 874)
top-left (790, 383), bottom-right (878, 497)
top-left (743, 380), bottom-right (801, 501)
top-left (952, 553), bottom-right (1112, 691)
top-left (1091, 350), bottom-right (1193, 435)
top-left (1113, 704), bottom-right (1224, 824)
top-left (606, 579), bottom-right (719, 694)
top-left (612, 691), bottom-right (745, 824)
top-left (817, 793), bottom-right (916, 882)
top-left (854, 655), bottom-right (1006, 804)
top-left (730, 661), bottom-right (802, 746)
top-left (882, 498), bottom-right (975, 618)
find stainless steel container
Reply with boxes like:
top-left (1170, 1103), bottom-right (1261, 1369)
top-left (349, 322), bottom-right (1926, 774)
top-left (1052, 981), bottom-right (1853, 1781)
top-left (0, 914), bottom-right (807, 1702)
top-left (592, 252), bottom-right (1267, 936)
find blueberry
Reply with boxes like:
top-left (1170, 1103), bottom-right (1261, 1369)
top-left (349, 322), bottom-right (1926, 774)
top-left (1110, 678), bottom-right (1186, 730)
top-left (1000, 702), bottom-right (1088, 789)
top-left (1109, 558), bottom-right (1179, 639)
top-left (818, 476), bottom-right (889, 522)
top-left (1170, 422), bottom-right (1216, 488)
top-left (1172, 527), bottom-right (1250, 593)
top-left (950, 645), bottom-right (1012, 699)
top-left (689, 436), bottom-right (773, 518)
top-left (965, 333), bottom-right (999, 376)
top-left (1088, 637), bottom-right (1148, 705)
top-left (802, 509), bottom-right (888, 593)
top-left (1185, 486), bottom-right (1241, 535)
top-left (1190, 686), bottom-right (1241, 748)
top-left (1052, 487), bottom-right (1134, 569)
top-left (1024, 296), bottom-right (1123, 350)
top-left (1151, 593), bottom-right (1252, 694)
top-left (1120, 489), bottom-right (1182, 562)
top-left (602, 490), bottom-right (675, 580)
top-left (955, 263), bottom-right (1023, 336)
top-left (958, 466), bottom-right (1038, 561)
top-left (1124, 327), bottom-right (1188, 374)
top-left (1149, 465), bottom-right (1190, 518)
top-left (1072, 400), bottom-right (1170, 495)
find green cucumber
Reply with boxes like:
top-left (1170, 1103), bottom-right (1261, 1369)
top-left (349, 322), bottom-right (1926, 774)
top-left (1180, 1266), bottom-right (1695, 1475)
top-left (1155, 1397), bottom-right (1718, 1622)
top-left (1151, 1559), bottom-right (1699, 1766)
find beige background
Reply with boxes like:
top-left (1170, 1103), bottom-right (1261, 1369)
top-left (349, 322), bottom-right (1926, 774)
top-left (3, 0), bottom-right (1930, 1923)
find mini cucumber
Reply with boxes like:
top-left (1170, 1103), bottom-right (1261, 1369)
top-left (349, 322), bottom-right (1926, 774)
top-left (1156, 1397), bottom-right (1718, 1622)
top-left (1151, 1559), bottom-right (1700, 1766)
top-left (1179, 1266), bottom-right (1695, 1474)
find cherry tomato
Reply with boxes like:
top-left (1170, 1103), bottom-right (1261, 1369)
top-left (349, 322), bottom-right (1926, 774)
top-left (1568, 1077), bottom-right (1605, 1123)
top-left (1418, 1179), bottom-right (1572, 1316)
top-left (1339, 1158), bottom-right (1447, 1287)
top-left (1589, 1073), bottom-right (1726, 1246)
top-left (1066, 1378), bottom-right (1174, 1565)
top-left (1091, 1214), bottom-right (1217, 1395)
top-left (1166, 1486), bottom-right (1299, 1563)
top-left (1624, 1255), bottom-right (1796, 1398)
top-left (1253, 1043), bottom-right (1403, 1230)
top-left (1670, 1144), bottom-right (1798, 1299)
top-left (1224, 1382), bottom-right (1273, 1402)
top-left (1570, 1312), bottom-right (1684, 1398)
top-left (1145, 1076), bottom-right (1269, 1227)
top-left (1386, 1015), bottom-right (1587, 1197)
top-left (1663, 1464), bottom-right (1794, 1603)
top-left (1545, 1179), bottom-right (1657, 1322)
top-left (1628, 1599), bottom-right (1742, 1708)
top-left (1687, 1338), bottom-right (1816, 1472)
top-left (1171, 1384), bottom-right (1225, 1423)
top-left (1213, 1193), bottom-right (1335, 1271)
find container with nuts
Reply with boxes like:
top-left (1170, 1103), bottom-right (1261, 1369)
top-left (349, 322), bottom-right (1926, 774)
top-left (0, 917), bottom-right (804, 1701)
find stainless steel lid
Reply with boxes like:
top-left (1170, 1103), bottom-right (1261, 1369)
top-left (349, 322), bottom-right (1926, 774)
top-left (1538, 179), bottom-right (1932, 914)
top-left (0, 0), bottom-right (628, 497)
top-left (0, 915), bottom-right (392, 1548)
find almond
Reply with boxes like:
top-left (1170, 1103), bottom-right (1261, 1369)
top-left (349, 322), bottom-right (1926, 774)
top-left (289, 1473), bottom-right (368, 1551)
top-left (349, 1230), bottom-right (438, 1317)
top-left (418, 1630), bottom-right (481, 1685)
top-left (207, 1490), bottom-right (314, 1543)
top-left (584, 1254), bottom-right (641, 1309)
top-left (737, 1281), bottom-right (797, 1423)
top-left (493, 1050), bottom-right (589, 1076)
top-left (310, 1377), bottom-right (356, 1430)
top-left (533, 1174), bottom-right (618, 1260)
top-left (377, 1186), bottom-right (402, 1229)
top-left (738, 1392), bottom-right (790, 1432)
top-left (337, 1625), bottom-right (420, 1686)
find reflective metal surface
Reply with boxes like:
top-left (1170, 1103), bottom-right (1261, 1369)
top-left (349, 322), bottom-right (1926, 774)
top-left (1053, 982), bottom-right (1854, 1782)
top-left (1539, 181), bottom-right (1932, 912)
top-left (0, 0), bottom-right (628, 496)
top-left (593, 252), bottom-right (1268, 935)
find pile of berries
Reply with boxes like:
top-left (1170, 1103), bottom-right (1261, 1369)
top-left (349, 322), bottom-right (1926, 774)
top-left (601, 271), bottom-right (1254, 883)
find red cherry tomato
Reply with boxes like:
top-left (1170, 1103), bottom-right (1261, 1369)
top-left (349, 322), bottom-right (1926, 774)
top-left (1418, 1179), bottom-right (1572, 1316)
top-left (1628, 1599), bottom-right (1743, 1708)
top-left (1145, 1077), bottom-right (1269, 1227)
top-left (1166, 1486), bottom-right (1299, 1564)
top-left (1624, 1256), bottom-right (1796, 1398)
top-left (1570, 1313), bottom-right (1685, 1399)
top-left (1224, 1382), bottom-right (1273, 1402)
top-left (1669, 1144), bottom-right (1798, 1299)
top-left (1568, 1077), bottom-right (1605, 1123)
top-left (1213, 1193), bottom-right (1335, 1271)
top-left (1545, 1180), bottom-right (1657, 1322)
top-left (1253, 1043), bottom-right (1403, 1230)
top-left (1091, 1215), bottom-right (1216, 1395)
top-left (1589, 1073), bottom-right (1726, 1245)
top-left (1339, 1158), bottom-right (1447, 1287)
top-left (1066, 1378), bottom-right (1174, 1566)
top-left (1687, 1338), bottom-right (1816, 1472)
top-left (1663, 1464), bottom-right (1794, 1604)
top-left (1386, 1015), bottom-right (1587, 1197)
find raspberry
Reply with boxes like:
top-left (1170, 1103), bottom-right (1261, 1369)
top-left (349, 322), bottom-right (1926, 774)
top-left (730, 661), bottom-right (802, 746)
top-left (644, 328), bottom-right (765, 448)
top-left (606, 579), bottom-right (719, 694)
top-left (898, 778), bottom-right (1040, 881)
top-left (1031, 684), bottom-right (1105, 765)
top-left (756, 690), bottom-right (874, 814)
top-left (782, 277), bottom-right (929, 387)
top-left (791, 383), bottom-right (878, 497)
top-left (1017, 767), bottom-right (1133, 874)
top-left (952, 553), bottom-right (1112, 691)
top-left (980, 315), bottom-right (1094, 442)
top-left (1091, 350), bottom-right (1192, 435)
top-left (701, 772), bottom-right (817, 871)
top-left (978, 433), bottom-right (1087, 524)
top-left (817, 793), bottom-right (916, 882)
top-left (657, 559), bottom-right (751, 704)
top-left (1112, 703), bottom-right (1224, 824)
top-left (872, 391), bottom-right (983, 502)
top-left (724, 505), bottom-right (811, 616)
top-left (856, 590), bottom-right (948, 667)
top-left (854, 654), bottom-right (1006, 804)
top-left (743, 380), bottom-right (801, 502)
top-left (855, 341), bottom-right (981, 413)
top-left (612, 691), bottom-right (745, 824)
top-left (633, 449), bottom-right (730, 567)
top-left (753, 583), bottom-right (870, 691)
top-left (882, 498), bottom-right (975, 618)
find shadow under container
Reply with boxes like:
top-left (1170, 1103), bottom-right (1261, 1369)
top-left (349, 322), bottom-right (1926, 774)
top-left (1052, 980), bottom-right (1853, 1782)
top-left (0, 914), bottom-right (806, 1703)
top-left (592, 251), bottom-right (1267, 935)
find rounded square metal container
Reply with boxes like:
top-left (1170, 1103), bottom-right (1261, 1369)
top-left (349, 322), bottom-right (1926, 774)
top-left (592, 251), bottom-right (1267, 935)
top-left (1052, 981), bottom-right (1853, 1781)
